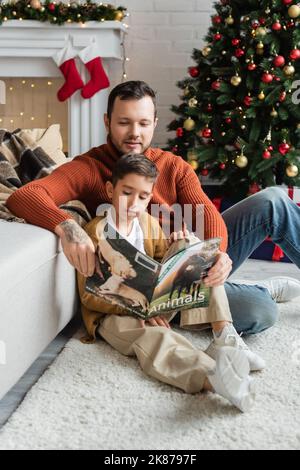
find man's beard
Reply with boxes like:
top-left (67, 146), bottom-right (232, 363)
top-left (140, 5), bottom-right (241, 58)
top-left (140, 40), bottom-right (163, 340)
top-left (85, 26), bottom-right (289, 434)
top-left (108, 130), bottom-right (151, 155)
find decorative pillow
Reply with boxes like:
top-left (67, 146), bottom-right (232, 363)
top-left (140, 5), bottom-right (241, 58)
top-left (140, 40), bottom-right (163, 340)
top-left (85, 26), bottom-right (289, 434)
top-left (19, 124), bottom-right (67, 166)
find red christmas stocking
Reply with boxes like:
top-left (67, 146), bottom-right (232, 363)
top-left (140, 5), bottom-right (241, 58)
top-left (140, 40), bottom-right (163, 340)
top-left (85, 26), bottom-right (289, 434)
top-left (79, 44), bottom-right (110, 99)
top-left (53, 44), bottom-right (84, 102)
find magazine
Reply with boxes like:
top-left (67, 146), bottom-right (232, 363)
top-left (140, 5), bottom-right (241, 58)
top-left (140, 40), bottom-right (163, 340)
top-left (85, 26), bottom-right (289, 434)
top-left (85, 223), bottom-right (221, 319)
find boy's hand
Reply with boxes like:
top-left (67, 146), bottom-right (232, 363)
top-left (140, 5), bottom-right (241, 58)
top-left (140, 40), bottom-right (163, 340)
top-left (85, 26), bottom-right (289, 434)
top-left (204, 251), bottom-right (232, 287)
top-left (139, 316), bottom-right (171, 329)
top-left (168, 223), bottom-right (190, 246)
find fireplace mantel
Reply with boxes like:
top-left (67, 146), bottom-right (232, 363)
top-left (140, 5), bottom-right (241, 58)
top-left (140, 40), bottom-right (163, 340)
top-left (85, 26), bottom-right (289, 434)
top-left (0, 20), bottom-right (127, 156)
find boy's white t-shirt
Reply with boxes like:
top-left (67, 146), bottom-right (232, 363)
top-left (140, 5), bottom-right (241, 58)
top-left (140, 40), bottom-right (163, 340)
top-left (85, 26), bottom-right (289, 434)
top-left (101, 205), bottom-right (146, 254)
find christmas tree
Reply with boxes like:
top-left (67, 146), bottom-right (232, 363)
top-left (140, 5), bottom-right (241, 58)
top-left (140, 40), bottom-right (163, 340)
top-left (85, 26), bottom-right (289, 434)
top-left (167, 0), bottom-right (300, 199)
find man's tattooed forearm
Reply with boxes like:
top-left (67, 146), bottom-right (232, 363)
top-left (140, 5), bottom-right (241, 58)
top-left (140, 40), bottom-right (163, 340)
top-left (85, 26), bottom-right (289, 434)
top-left (59, 220), bottom-right (89, 243)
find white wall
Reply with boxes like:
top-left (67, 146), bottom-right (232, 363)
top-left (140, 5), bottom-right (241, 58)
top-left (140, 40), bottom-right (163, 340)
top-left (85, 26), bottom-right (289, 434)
top-left (115, 0), bottom-right (214, 147)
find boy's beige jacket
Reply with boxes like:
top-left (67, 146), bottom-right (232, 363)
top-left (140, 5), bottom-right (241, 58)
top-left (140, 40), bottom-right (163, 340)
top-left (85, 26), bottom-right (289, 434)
top-left (77, 212), bottom-right (168, 342)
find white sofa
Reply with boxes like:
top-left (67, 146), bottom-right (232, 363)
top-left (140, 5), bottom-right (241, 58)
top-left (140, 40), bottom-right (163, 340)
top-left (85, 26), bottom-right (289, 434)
top-left (0, 220), bottom-right (78, 400)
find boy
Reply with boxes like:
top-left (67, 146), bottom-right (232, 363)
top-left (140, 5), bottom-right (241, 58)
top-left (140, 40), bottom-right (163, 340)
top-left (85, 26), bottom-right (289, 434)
top-left (77, 154), bottom-right (258, 412)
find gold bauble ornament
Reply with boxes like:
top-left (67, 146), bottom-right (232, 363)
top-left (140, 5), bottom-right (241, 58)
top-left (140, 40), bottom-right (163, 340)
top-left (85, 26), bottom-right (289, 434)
top-left (231, 75), bottom-right (242, 86)
top-left (258, 91), bottom-right (265, 100)
top-left (288, 5), bottom-right (300, 19)
top-left (286, 165), bottom-right (299, 177)
top-left (256, 27), bottom-right (267, 36)
top-left (225, 15), bottom-right (234, 25)
top-left (256, 48), bottom-right (264, 56)
top-left (30, 0), bottom-right (41, 9)
top-left (202, 46), bottom-right (212, 57)
top-left (297, 123), bottom-right (300, 129)
top-left (187, 150), bottom-right (197, 161)
top-left (114, 10), bottom-right (124, 21)
top-left (183, 117), bottom-right (196, 131)
top-left (270, 108), bottom-right (278, 118)
top-left (256, 41), bottom-right (264, 49)
top-left (184, 87), bottom-right (190, 97)
top-left (284, 64), bottom-right (295, 76)
top-left (235, 155), bottom-right (248, 168)
top-left (188, 98), bottom-right (198, 108)
top-left (190, 160), bottom-right (199, 170)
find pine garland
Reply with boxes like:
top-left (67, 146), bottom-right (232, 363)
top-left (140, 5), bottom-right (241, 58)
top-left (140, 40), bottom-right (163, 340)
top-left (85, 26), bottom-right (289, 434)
top-left (0, 1), bottom-right (126, 26)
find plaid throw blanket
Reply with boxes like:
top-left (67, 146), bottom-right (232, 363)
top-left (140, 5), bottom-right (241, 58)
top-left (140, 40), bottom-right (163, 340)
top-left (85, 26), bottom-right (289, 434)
top-left (0, 129), bottom-right (91, 227)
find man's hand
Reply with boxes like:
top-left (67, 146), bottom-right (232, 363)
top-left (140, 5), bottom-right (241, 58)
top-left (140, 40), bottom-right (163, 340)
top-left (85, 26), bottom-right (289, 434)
top-left (55, 220), bottom-right (96, 277)
top-left (204, 251), bottom-right (232, 287)
top-left (139, 316), bottom-right (171, 329)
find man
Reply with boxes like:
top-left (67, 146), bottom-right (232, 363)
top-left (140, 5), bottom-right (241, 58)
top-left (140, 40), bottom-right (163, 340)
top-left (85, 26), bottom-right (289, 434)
top-left (6, 81), bottom-right (300, 339)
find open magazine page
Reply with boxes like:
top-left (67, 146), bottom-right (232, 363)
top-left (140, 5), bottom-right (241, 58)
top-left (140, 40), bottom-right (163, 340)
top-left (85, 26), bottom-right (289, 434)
top-left (148, 238), bottom-right (221, 317)
top-left (85, 223), bottom-right (162, 318)
top-left (161, 233), bottom-right (203, 264)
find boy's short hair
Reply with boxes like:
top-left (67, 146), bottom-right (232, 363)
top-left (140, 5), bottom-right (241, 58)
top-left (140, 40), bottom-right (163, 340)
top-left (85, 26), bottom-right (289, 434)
top-left (107, 81), bottom-right (157, 120)
top-left (112, 154), bottom-right (159, 187)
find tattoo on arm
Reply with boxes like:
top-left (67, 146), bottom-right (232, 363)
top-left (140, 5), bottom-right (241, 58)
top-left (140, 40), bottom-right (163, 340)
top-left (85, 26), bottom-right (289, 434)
top-left (59, 220), bottom-right (89, 244)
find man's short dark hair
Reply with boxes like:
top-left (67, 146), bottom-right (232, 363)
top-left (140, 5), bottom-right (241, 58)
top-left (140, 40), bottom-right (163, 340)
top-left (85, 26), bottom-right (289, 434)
top-left (107, 81), bottom-right (157, 120)
top-left (112, 153), bottom-right (159, 187)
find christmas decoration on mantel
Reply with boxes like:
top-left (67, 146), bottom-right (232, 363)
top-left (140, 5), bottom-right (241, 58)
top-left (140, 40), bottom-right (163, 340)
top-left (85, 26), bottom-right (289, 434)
top-left (0, 1), bottom-right (126, 26)
top-left (167, 0), bottom-right (300, 200)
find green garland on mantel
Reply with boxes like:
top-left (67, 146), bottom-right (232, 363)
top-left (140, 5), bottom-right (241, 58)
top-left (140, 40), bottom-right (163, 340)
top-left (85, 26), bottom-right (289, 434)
top-left (0, 0), bottom-right (127, 26)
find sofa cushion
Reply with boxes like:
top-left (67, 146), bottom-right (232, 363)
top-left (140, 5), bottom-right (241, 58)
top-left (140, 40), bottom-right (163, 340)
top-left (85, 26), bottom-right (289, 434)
top-left (19, 124), bottom-right (67, 166)
top-left (0, 221), bottom-right (63, 296)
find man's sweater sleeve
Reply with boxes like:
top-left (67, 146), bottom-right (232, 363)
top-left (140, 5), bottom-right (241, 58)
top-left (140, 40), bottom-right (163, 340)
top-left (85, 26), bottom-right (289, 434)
top-left (176, 159), bottom-right (228, 252)
top-left (6, 156), bottom-right (95, 233)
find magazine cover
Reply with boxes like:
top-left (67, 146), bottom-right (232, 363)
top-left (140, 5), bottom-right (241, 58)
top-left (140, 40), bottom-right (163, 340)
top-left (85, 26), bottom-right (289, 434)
top-left (85, 223), bottom-right (221, 319)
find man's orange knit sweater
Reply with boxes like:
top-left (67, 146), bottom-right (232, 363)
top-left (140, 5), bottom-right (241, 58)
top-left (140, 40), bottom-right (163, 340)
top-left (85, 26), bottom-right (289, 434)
top-left (6, 138), bottom-right (228, 251)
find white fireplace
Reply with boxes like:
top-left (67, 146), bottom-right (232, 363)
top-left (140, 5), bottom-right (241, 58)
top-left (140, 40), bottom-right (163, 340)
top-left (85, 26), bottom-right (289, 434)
top-left (0, 20), bottom-right (127, 157)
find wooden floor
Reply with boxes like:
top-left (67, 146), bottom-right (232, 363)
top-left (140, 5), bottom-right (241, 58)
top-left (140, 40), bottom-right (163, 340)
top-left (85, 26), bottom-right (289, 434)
top-left (0, 259), bottom-right (299, 428)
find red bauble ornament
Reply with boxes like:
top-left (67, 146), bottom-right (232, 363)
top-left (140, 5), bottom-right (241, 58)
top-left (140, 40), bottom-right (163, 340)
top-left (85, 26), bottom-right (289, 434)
top-left (273, 55), bottom-right (285, 67)
top-left (252, 20), bottom-right (260, 29)
top-left (282, 0), bottom-right (293, 4)
top-left (176, 127), bottom-right (184, 137)
top-left (232, 38), bottom-right (240, 46)
top-left (211, 80), bottom-right (221, 90)
top-left (287, 20), bottom-right (295, 28)
top-left (214, 33), bottom-right (222, 41)
top-left (263, 150), bottom-right (272, 159)
top-left (259, 18), bottom-right (266, 25)
top-left (272, 21), bottom-right (282, 31)
top-left (290, 49), bottom-right (300, 60)
top-left (280, 91), bottom-right (287, 102)
top-left (248, 62), bottom-right (257, 71)
top-left (249, 183), bottom-right (261, 194)
top-left (244, 96), bottom-right (252, 106)
top-left (202, 127), bottom-right (212, 138)
top-left (262, 72), bottom-right (273, 83)
top-left (48, 2), bottom-right (55, 11)
top-left (268, 145), bottom-right (274, 151)
top-left (172, 146), bottom-right (178, 154)
top-left (235, 48), bottom-right (245, 58)
top-left (201, 169), bottom-right (209, 176)
top-left (207, 103), bottom-right (213, 112)
top-left (213, 15), bottom-right (222, 24)
top-left (279, 142), bottom-right (291, 155)
top-left (189, 67), bottom-right (199, 78)
top-left (219, 163), bottom-right (226, 170)
top-left (225, 117), bottom-right (232, 124)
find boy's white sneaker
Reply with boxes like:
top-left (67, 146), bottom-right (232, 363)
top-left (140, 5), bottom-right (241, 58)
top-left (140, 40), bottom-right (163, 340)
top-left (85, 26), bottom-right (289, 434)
top-left (207, 346), bottom-right (256, 413)
top-left (232, 276), bottom-right (300, 303)
top-left (205, 324), bottom-right (266, 372)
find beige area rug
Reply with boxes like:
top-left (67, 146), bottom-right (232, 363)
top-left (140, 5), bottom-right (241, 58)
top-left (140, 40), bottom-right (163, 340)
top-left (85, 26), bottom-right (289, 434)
top-left (0, 301), bottom-right (300, 450)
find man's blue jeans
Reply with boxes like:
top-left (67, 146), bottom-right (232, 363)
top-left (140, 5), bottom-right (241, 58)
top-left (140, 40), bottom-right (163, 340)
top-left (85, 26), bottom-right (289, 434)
top-left (223, 187), bottom-right (300, 335)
